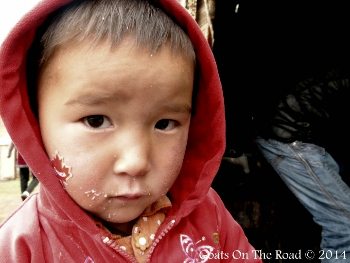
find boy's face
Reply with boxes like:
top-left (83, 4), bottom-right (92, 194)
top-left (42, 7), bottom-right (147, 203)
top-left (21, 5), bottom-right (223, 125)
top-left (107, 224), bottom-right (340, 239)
top-left (38, 38), bottom-right (194, 227)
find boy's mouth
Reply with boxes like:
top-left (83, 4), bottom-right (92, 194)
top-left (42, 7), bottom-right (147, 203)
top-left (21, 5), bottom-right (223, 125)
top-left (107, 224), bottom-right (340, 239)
top-left (108, 192), bottom-right (145, 201)
top-left (116, 194), bottom-right (143, 200)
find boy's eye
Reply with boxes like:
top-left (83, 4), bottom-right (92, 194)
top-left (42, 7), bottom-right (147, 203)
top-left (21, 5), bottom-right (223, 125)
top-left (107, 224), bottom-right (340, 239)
top-left (83, 115), bottom-right (111, 129)
top-left (155, 119), bottom-right (178, 131)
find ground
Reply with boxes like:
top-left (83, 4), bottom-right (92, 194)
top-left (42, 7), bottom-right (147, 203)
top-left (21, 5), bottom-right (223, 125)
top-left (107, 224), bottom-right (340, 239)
top-left (0, 177), bottom-right (39, 223)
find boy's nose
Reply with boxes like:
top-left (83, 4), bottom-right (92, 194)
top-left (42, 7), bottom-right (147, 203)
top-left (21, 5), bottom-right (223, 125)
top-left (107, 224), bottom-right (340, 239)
top-left (113, 138), bottom-right (151, 177)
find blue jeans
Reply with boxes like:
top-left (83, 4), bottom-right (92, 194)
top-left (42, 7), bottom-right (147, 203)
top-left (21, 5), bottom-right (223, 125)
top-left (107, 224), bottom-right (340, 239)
top-left (256, 138), bottom-right (350, 263)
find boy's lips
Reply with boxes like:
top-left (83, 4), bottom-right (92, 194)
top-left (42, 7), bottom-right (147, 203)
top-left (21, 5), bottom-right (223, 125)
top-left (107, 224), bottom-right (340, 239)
top-left (109, 192), bottom-right (144, 201)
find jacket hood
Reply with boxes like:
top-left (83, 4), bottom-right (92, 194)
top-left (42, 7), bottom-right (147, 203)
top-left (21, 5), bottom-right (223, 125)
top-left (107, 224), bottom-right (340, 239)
top-left (0, 0), bottom-right (225, 230)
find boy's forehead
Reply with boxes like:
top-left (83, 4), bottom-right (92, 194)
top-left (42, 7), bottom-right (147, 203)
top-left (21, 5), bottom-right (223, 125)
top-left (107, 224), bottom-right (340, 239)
top-left (44, 36), bottom-right (174, 67)
top-left (42, 37), bottom-right (194, 74)
top-left (39, 38), bottom-right (194, 95)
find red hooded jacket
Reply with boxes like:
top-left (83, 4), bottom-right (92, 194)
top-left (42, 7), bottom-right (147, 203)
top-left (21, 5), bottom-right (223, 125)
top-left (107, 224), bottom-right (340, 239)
top-left (0, 0), bottom-right (261, 262)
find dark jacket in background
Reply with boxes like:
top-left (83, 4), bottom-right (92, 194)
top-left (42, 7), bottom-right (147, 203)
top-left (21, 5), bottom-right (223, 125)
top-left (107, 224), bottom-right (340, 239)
top-left (213, 0), bottom-right (349, 177)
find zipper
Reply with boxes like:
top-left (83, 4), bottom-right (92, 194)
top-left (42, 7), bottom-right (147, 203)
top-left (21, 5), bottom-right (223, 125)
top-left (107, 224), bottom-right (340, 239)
top-left (101, 235), bottom-right (138, 263)
top-left (146, 219), bottom-right (176, 262)
top-left (101, 218), bottom-right (176, 262)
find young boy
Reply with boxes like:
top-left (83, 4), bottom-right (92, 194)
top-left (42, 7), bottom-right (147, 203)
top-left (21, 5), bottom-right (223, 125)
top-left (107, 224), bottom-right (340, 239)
top-left (0, 0), bottom-right (261, 262)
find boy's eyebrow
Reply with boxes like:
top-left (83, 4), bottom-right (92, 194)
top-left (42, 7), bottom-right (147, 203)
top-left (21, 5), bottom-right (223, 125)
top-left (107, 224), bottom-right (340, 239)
top-left (64, 92), bottom-right (126, 106)
top-left (161, 104), bottom-right (192, 114)
top-left (64, 93), bottom-right (192, 113)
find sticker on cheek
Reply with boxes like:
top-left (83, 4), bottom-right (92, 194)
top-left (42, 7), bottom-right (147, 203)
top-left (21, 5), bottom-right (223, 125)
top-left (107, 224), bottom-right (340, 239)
top-left (51, 151), bottom-right (73, 182)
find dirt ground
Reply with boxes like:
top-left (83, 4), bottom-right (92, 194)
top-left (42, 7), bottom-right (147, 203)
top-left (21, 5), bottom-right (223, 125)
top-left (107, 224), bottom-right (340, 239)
top-left (0, 177), bottom-right (39, 224)
top-left (0, 178), bottom-right (21, 223)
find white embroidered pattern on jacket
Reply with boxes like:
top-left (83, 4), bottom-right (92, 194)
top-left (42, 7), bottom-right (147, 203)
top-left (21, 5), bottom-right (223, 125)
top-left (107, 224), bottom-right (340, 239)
top-left (180, 234), bottom-right (214, 263)
top-left (51, 151), bottom-right (73, 182)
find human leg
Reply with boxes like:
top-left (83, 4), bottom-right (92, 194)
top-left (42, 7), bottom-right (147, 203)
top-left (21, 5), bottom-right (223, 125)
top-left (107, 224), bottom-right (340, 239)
top-left (19, 167), bottom-right (30, 193)
top-left (26, 174), bottom-right (39, 193)
top-left (256, 138), bottom-right (350, 263)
